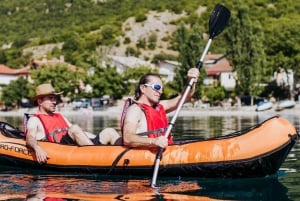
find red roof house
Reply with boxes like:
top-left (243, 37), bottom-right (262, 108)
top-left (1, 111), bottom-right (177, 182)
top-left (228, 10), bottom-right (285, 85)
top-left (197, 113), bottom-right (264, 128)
top-left (204, 54), bottom-right (233, 76)
top-left (203, 54), bottom-right (236, 91)
top-left (0, 65), bottom-right (30, 85)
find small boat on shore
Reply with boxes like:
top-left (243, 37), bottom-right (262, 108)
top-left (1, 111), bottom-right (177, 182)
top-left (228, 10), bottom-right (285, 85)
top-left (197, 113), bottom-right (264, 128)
top-left (276, 100), bottom-right (296, 111)
top-left (256, 100), bottom-right (273, 112)
top-left (0, 116), bottom-right (298, 178)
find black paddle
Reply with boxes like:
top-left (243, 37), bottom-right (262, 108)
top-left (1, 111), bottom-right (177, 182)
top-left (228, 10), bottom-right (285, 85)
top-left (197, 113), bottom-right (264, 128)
top-left (150, 4), bottom-right (231, 188)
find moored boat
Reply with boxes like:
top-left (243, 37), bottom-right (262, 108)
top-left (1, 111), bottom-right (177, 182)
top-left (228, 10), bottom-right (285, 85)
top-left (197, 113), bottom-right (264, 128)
top-left (0, 116), bottom-right (298, 178)
top-left (276, 100), bottom-right (296, 111)
top-left (256, 100), bottom-right (273, 112)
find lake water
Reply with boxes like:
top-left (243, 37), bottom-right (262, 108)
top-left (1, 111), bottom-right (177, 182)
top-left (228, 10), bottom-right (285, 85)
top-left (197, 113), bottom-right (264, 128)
top-left (0, 112), bottom-right (300, 200)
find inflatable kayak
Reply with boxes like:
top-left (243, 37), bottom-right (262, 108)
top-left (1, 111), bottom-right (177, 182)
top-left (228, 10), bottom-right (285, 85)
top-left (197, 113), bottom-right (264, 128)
top-left (0, 116), bottom-right (298, 178)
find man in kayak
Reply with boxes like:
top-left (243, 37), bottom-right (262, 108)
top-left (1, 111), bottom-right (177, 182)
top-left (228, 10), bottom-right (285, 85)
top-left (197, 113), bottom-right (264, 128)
top-left (26, 83), bottom-right (121, 164)
top-left (121, 68), bottom-right (199, 148)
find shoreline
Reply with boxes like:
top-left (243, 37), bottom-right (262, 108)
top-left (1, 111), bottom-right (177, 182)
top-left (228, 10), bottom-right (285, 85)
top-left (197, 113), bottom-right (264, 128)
top-left (1, 103), bottom-right (299, 118)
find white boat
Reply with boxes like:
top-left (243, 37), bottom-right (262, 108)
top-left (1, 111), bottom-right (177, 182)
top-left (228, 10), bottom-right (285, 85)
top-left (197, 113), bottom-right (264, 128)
top-left (256, 100), bottom-right (273, 112)
top-left (276, 100), bottom-right (296, 111)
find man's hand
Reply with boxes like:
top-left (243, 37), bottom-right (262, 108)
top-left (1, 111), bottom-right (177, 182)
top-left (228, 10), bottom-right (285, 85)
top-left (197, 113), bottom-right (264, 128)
top-left (187, 68), bottom-right (200, 83)
top-left (153, 136), bottom-right (168, 148)
top-left (34, 145), bottom-right (49, 164)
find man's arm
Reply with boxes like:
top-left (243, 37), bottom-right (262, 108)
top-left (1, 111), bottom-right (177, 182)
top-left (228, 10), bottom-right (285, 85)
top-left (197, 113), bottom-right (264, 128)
top-left (161, 67), bottom-right (199, 113)
top-left (26, 117), bottom-right (49, 164)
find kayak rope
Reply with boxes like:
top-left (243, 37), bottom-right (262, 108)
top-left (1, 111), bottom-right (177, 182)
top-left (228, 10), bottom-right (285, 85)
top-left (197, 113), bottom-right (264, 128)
top-left (106, 147), bottom-right (132, 175)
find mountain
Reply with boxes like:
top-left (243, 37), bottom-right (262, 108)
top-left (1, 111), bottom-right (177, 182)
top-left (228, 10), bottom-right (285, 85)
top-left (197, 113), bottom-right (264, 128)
top-left (0, 0), bottom-right (216, 68)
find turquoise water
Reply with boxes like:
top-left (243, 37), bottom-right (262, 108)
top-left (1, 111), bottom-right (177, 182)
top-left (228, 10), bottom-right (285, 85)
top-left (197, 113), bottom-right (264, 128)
top-left (0, 113), bottom-right (299, 200)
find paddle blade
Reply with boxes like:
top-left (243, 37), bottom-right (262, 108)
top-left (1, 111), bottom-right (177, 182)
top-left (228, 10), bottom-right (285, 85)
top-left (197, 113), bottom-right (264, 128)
top-left (209, 4), bottom-right (231, 39)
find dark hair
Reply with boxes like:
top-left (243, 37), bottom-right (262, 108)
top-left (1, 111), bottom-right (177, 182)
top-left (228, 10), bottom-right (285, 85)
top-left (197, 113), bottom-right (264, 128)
top-left (134, 73), bottom-right (161, 100)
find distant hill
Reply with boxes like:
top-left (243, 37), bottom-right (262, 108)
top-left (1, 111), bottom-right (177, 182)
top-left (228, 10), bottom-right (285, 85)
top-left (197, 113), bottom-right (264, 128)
top-left (23, 9), bottom-right (194, 60)
top-left (0, 0), bottom-right (217, 68)
top-left (1, 0), bottom-right (300, 77)
top-left (110, 8), bottom-right (206, 59)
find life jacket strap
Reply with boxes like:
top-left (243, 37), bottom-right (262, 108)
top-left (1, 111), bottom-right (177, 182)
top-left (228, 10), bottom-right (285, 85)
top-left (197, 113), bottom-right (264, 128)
top-left (137, 127), bottom-right (167, 136)
top-left (48, 127), bottom-right (69, 142)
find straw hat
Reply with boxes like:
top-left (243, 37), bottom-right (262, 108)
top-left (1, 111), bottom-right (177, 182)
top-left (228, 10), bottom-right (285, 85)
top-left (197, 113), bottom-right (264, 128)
top-left (30, 83), bottom-right (63, 105)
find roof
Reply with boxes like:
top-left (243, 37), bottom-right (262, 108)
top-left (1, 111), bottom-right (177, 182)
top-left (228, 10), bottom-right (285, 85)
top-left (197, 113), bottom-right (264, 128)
top-left (204, 54), bottom-right (232, 76)
top-left (30, 58), bottom-right (83, 72)
top-left (0, 64), bottom-right (30, 75)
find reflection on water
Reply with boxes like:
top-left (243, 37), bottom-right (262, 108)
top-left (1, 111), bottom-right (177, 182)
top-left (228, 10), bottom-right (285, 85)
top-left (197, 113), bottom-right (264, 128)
top-left (0, 174), bottom-right (292, 201)
top-left (0, 174), bottom-right (297, 201)
top-left (184, 176), bottom-right (291, 201)
top-left (0, 113), bottom-right (300, 200)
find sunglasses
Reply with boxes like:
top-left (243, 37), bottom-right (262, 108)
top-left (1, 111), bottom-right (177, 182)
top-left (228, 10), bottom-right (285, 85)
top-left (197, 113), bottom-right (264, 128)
top-left (144, 83), bottom-right (163, 91)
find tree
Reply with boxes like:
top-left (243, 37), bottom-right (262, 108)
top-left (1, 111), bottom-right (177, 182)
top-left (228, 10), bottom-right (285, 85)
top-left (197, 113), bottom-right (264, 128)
top-left (100, 24), bottom-right (120, 46)
top-left (136, 37), bottom-right (146, 49)
top-left (264, 14), bottom-right (300, 84)
top-left (1, 77), bottom-right (29, 108)
top-left (202, 85), bottom-right (226, 104)
top-left (151, 53), bottom-right (177, 64)
top-left (224, 4), bottom-right (266, 104)
top-left (29, 64), bottom-right (85, 100)
top-left (62, 34), bottom-right (84, 64)
top-left (172, 23), bottom-right (204, 97)
top-left (88, 65), bottom-right (126, 100)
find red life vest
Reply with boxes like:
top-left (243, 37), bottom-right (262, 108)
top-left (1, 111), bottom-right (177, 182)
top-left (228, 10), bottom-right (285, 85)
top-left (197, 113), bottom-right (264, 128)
top-left (34, 113), bottom-right (69, 143)
top-left (120, 98), bottom-right (173, 145)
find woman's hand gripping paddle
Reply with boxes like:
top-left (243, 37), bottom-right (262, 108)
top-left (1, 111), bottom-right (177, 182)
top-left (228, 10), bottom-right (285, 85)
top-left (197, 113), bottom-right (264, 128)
top-left (150, 4), bottom-right (231, 188)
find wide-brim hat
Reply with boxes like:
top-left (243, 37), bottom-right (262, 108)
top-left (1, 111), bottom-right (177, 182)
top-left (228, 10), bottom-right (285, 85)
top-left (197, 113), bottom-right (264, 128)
top-left (30, 83), bottom-right (63, 105)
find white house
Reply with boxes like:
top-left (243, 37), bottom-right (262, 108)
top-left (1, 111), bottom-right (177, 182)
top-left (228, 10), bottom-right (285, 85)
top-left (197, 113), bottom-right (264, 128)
top-left (155, 54), bottom-right (236, 90)
top-left (156, 60), bottom-right (180, 82)
top-left (203, 54), bottom-right (236, 91)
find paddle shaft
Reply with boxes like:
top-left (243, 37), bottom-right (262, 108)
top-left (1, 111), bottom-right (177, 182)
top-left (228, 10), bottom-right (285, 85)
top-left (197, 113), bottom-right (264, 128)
top-left (150, 3), bottom-right (230, 187)
top-left (150, 38), bottom-right (213, 188)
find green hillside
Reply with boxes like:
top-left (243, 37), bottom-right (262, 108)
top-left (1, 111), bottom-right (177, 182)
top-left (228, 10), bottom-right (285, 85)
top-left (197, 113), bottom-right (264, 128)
top-left (1, 0), bottom-right (298, 69)
top-left (1, 0), bottom-right (300, 105)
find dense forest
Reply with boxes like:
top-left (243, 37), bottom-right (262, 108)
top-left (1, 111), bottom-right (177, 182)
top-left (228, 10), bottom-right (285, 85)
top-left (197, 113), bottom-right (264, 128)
top-left (1, 0), bottom-right (300, 107)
